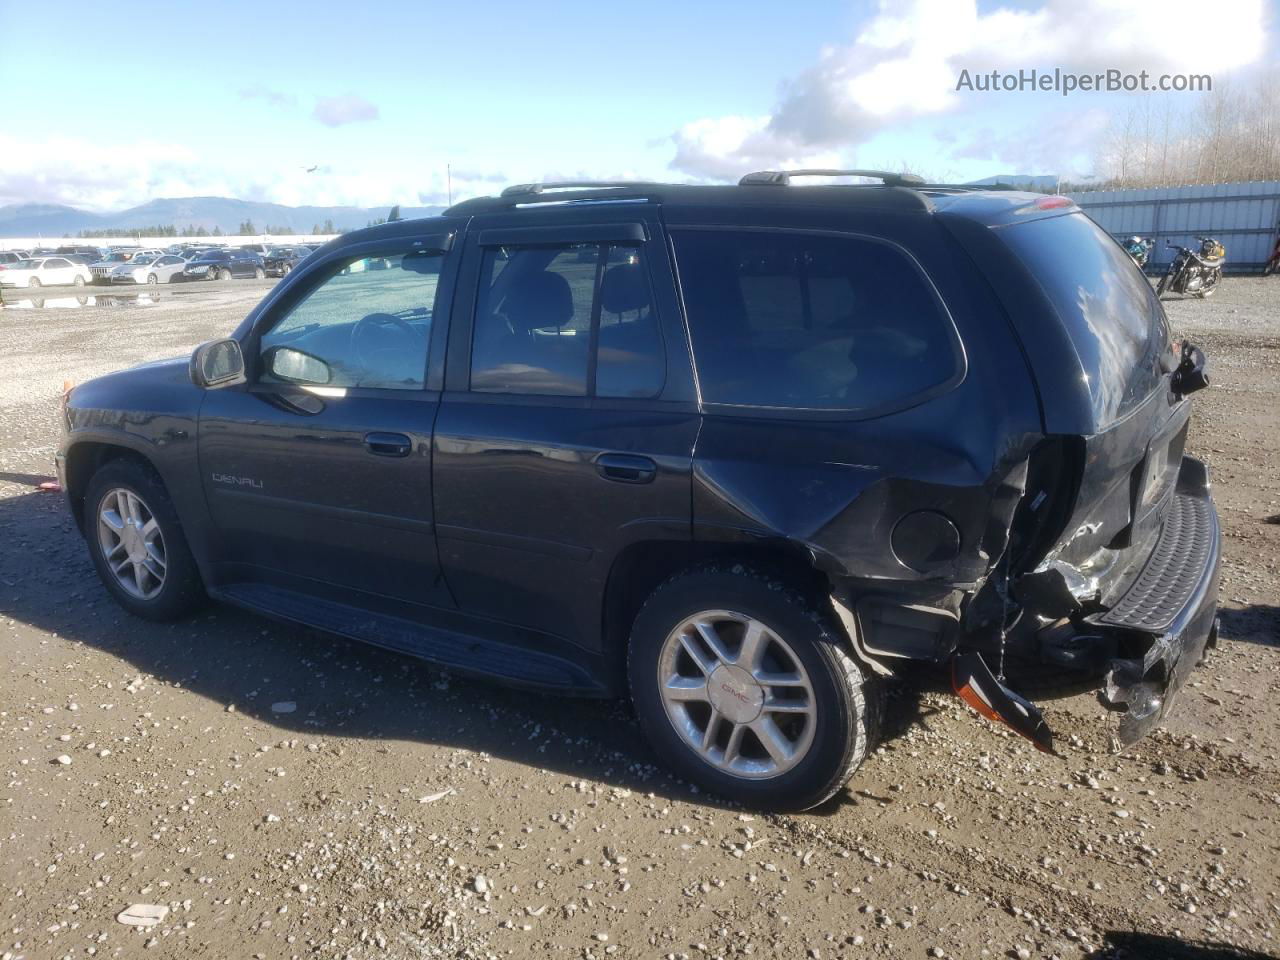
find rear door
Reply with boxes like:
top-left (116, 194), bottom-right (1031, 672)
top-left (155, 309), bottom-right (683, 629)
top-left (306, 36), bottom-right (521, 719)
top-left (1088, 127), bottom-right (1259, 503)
top-left (197, 230), bottom-right (459, 611)
top-left (432, 208), bottom-right (699, 649)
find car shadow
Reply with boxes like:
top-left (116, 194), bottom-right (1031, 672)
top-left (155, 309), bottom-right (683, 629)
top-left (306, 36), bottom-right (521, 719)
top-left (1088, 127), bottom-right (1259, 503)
top-left (1216, 602), bottom-right (1279, 648)
top-left (0, 488), bottom-right (749, 809)
top-left (1085, 931), bottom-right (1275, 959)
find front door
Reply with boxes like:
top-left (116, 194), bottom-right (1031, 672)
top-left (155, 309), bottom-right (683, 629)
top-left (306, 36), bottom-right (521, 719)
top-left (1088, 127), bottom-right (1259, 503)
top-left (432, 211), bottom-right (700, 649)
top-left (198, 233), bottom-right (457, 610)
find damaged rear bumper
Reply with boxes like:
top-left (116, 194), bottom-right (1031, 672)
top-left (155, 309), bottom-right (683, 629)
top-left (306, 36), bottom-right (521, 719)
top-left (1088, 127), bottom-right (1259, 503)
top-left (1092, 456), bottom-right (1221, 744)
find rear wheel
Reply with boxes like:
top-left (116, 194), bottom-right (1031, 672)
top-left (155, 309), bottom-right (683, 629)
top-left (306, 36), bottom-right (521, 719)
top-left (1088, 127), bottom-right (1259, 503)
top-left (628, 566), bottom-right (880, 811)
top-left (84, 459), bottom-right (204, 621)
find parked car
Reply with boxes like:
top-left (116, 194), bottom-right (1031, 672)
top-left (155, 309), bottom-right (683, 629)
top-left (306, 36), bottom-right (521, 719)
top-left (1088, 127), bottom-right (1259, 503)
top-left (0, 256), bottom-right (91, 288)
top-left (60, 253), bottom-right (100, 267)
top-left (111, 254), bottom-right (189, 285)
top-left (181, 249), bottom-right (266, 281)
top-left (0, 251), bottom-right (29, 265)
top-left (89, 249), bottom-right (167, 284)
top-left (261, 246), bottom-right (311, 277)
top-left (56, 173), bottom-right (1220, 811)
top-left (56, 245), bottom-right (106, 260)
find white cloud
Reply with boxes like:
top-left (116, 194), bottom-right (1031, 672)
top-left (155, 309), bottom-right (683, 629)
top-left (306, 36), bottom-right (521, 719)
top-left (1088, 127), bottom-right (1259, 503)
top-left (312, 95), bottom-right (380, 127)
top-left (0, 134), bottom-right (504, 212)
top-left (669, 0), bottom-right (1270, 178)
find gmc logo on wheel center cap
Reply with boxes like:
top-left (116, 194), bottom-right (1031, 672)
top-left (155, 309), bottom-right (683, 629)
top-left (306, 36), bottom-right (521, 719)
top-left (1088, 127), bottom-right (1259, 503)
top-left (720, 681), bottom-right (752, 705)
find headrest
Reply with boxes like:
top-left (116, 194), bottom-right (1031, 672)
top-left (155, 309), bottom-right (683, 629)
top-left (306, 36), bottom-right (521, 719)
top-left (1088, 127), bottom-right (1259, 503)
top-left (504, 271), bottom-right (574, 332)
top-left (599, 263), bottom-right (649, 315)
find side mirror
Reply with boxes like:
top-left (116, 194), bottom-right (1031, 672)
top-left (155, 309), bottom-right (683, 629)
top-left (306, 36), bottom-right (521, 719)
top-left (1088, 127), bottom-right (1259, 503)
top-left (190, 338), bottom-right (246, 389)
top-left (263, 345), bottom-right (332, 385)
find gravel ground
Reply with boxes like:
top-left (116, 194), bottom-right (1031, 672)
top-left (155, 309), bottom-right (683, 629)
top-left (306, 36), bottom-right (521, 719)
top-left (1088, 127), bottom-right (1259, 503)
top-left (1, 277), bottom-right (1278, 960)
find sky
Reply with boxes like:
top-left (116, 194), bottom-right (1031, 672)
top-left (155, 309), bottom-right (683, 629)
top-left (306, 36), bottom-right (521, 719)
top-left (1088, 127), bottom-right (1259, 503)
top-left (0, 0), bottom-right (1273, 212)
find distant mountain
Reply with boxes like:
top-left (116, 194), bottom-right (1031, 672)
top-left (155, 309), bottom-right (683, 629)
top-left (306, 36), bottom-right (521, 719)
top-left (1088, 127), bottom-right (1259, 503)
top-left (965, 174), bottom-right (1059, 192)
top-left (0, 197), bottom-right (447, 238)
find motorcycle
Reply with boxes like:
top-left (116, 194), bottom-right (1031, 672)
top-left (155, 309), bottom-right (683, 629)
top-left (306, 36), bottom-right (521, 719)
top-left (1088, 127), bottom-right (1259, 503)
top-left (1264, 235), bottom-right (1280, 276)
top-left (1123, 236), bottom-right (1155, 268)
top-left (1157, 236), bottom-right (1225, 298)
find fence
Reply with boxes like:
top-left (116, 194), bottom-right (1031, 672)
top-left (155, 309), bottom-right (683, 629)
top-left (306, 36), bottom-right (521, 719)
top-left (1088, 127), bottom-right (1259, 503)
top-left (1067, 180), bottom-right (1280, 274)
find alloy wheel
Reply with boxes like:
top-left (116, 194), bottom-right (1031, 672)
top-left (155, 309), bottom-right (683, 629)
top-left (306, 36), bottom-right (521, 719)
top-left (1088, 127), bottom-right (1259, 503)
top-left (96, 487), bottom-right (167, 600)
top-left (657, 610), bottom-right (817, 779)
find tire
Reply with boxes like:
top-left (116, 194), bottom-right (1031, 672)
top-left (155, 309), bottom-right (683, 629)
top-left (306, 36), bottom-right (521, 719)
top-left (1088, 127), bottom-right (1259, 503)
top-left (627, 565), bottom-right (881, 811)
top-left (84, 459), bottom-right (205, 621)
top-left (218, 268), bottom-right (231, 281)
top-left (283, 264), bottom-right (292, 275)
top-left (1155, 274), bottom-right (1169, 296)
top-left (205, 269), bottom-right (217, 281)
top-left (74, 275), bottom-right (85, 287)
top-left (147, 274), bottom-right (158, 285)
top-left (254, 267), bottom-right (265, 279)
top-left (29, 277), bottom-right (40, 288)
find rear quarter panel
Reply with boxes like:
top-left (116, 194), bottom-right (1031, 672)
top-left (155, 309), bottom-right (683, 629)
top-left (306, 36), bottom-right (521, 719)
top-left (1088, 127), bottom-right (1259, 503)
top-left (668, 205), bottom-right (1043, 586)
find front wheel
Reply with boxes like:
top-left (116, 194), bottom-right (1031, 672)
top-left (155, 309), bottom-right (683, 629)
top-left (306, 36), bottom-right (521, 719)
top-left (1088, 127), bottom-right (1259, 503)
top-left (218, 268), bottom-right (232, 281)
top-left (147, 274), bottom-right (159, 285)
top-left (628, 567), bottom-right (880, 811)
top-left (28, 277), bottom-right (41, 288)
top-left (84, 459), bottom-right (205, 621)
top-left (1156, 274), bottom-right (1170, 296)
top-left (74, 275), bottom-right (85, 287)
top-left (254, 266), bottom-right (265, 279)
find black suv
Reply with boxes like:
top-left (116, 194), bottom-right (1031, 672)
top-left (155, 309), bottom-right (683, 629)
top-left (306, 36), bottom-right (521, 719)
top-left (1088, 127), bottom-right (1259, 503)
top-left (181, 249), bottom-right (266, 281)
top-left (57, 172), bottom-right (1220, 810)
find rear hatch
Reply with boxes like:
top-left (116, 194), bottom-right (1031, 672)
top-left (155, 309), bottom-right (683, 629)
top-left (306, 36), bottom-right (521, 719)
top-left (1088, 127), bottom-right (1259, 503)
top-left (946, 207), bottom-right (1186, 608)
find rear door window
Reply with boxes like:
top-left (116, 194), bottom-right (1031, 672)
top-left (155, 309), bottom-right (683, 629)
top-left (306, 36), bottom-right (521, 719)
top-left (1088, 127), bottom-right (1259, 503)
top-left (471, 242), bottom-right (665, 398)
top-left (673, 230), bottom-right (961, 412)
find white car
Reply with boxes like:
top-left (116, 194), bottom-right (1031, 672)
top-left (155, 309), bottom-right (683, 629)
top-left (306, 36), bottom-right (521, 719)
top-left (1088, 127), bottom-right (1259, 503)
top-left (111, 254), bottom-right (188, 285)
top-left (0, 256), bottom-right (92, 289)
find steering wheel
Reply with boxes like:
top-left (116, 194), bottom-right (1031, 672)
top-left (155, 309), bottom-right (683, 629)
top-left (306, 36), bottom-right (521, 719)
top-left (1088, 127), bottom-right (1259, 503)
top-left (350, 312), bottom-right (420, 380)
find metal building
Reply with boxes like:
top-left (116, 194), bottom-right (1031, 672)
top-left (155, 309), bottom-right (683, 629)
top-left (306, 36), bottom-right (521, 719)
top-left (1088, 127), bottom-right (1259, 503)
top-left (1067, 180), bottom-right (1280, 273)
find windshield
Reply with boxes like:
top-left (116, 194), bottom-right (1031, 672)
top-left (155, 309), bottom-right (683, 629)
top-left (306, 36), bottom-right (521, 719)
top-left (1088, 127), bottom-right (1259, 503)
top-left (266, 247), bottom-right (294, 257)
top-left (131, 255), bottom-right (158, 266)
top-left (104, 253), bottom-right (131, 262)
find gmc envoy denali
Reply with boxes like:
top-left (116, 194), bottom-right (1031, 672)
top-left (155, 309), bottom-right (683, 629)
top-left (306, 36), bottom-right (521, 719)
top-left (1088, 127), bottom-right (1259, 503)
top-left (57, 171), bottom-right (1219, 810)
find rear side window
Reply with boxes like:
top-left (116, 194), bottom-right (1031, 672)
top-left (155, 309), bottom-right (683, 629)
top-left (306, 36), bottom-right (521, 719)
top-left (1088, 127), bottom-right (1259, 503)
top-left (673, 230), bottom-right (960, 411)
top-left (997, 212), bottom-right (1171, 425)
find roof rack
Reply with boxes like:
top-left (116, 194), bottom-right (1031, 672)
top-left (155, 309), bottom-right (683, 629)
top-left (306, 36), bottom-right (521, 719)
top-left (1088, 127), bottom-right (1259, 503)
top-left (739, 169), bottom-right (927, 187)
top-left (500, 181), bottom-right (658, 198)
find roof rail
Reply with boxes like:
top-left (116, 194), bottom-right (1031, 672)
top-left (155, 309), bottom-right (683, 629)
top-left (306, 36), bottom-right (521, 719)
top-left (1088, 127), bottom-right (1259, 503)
top-left (739, 169), bottom-right (927, 187)
top-left (500, 181), bottom-right (658, 198)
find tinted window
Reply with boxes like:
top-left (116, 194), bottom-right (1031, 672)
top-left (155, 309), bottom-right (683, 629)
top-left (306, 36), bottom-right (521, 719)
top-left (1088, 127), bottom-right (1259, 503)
top-left (259, 250), bottom-right (442, 390)
top-left (673, 230), bottom-right (959, 411)
top-left (998, 212), bottom-right (1172, 425)
top-left (471, 242), bottom-right (664, 398)
top-left (44, 258), bottom-right (70, 269)
top-left (596, 245), bottom-right (664, 398)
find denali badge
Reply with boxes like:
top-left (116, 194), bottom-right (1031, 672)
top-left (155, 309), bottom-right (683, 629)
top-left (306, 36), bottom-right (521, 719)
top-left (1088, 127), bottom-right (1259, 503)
top-left (211, 473), bottom-right (263, 489)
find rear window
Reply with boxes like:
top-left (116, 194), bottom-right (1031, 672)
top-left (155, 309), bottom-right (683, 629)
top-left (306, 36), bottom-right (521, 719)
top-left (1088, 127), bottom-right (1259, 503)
top-left (998, 212), bottom-right (1172, 424)
top-left (673, 229), bottom-right (961, 412)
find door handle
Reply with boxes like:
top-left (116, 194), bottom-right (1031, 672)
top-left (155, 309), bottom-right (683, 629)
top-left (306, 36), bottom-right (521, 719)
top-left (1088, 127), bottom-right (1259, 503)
top-left (364, 432), bottom-right (412, 457)
top-left (595, 453), bottom-right (657, 484)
